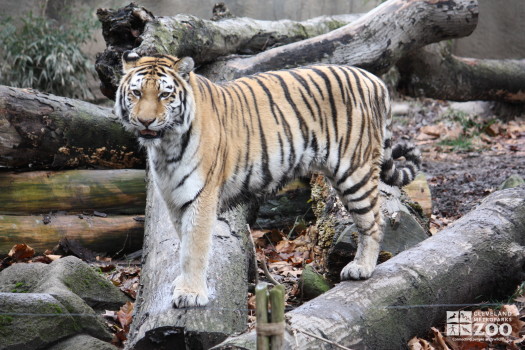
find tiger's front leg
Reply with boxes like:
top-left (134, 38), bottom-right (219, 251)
top-left (171, 192), bottom-right (216, 308)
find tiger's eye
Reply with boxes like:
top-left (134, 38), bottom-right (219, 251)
top-left (160, 92), bottom-right (170, 98)
top-left (132, 89), bottom-right (141, 97)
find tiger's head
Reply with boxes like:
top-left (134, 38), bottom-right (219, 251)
top-left (114, 52), bottom-right (195, 146)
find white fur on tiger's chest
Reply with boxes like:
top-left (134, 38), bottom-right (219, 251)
top-left (147, 137), bottom-right (204, 214)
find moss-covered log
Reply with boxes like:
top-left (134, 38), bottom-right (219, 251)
top-left (0, 214), bottom-right (143, 255)
top-left (397, 43), bottom-right (525, 103)
top-left (0, 85), bottom-right (144, 170)
top-left (95, 3), bottom-right (360, 99)
top-left (215, 186), bottom-right (525, 349)
top-left (0, 169), bottom-right (145, 215)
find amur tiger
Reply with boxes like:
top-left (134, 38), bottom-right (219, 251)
top-left (114, 52), bottom-right (421, 308)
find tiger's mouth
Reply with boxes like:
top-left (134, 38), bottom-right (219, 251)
top-left (138, 129), bottom-right (164, 139)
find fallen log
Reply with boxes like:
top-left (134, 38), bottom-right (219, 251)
top-left (95, 3), bottom-right (360, 99)
top-left (200, 0), bottom-right (479, 80)
top-left (0, 169), bottom-right (146, 215)
top-left (95, 0), bottom-right (478, 96)
top-left (125, 179), bottom-right (256, 350)
top-left (0, 214), bottom-right (144, 256)
top-left (214, 186), bottom-right (525, 349)
top-left (0, 85), bottom-right (144, 170)
top-left (397, 43), bottom-right (525, 103)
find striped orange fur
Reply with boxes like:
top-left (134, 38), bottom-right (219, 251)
top-left (114, 52), bottom-right (421, 308)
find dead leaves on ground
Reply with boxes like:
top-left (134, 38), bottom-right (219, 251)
top-left (0, 244), bottom-right (62, 270)
top-left (104, 301), bottom-right (135, 346)
top-left (252, 225), bottom-right (323, 303)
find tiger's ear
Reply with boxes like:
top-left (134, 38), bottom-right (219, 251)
top-left (122, 51), bottom-right (141, 73)
top-left (174, 57), bottom-right (194, 81)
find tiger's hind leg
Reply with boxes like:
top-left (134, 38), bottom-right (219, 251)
top-left (334, 164), bottom-right (384, 280)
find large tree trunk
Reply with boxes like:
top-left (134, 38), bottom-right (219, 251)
top-left (95, 3), bottom-right (361, 99)
top-left (200, 0), bottom-right (479, 81)
top-left (95, 0), bottom-right (478, 97)
top-left (397, 43), bottom-right (525, 103)
top-left (0, 170), bottom-right (145, 215)
top-left (125, 178), bottom-right (256, 350)
top-left (214, 186), bottom-right (525, 349)
top-left (0, 85), bottom-right (144, 170)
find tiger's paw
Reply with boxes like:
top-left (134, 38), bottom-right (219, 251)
top-left (340, 260), bottom-right (375, 280)
top-left (172, 276), bottom-right (209, 308)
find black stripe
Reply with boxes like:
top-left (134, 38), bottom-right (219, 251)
top-left (174, 161), bottom-right (201, 189)
top-left (238, 80), bottom-right (273, 188)
top-left (180, 187), bottom-right (203, 212)
top-left (349, 196), bottom-right (378, 216)
top-left (342, 170), bottom-right (373, 196)
top-left (311, 67), bottom-right (339, 141)
top-left (167, 125), bottom-right (192, 163)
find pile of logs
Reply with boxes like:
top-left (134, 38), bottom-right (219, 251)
top-left (0, 86), bottom-right (146, 257)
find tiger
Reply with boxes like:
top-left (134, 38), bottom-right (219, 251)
top-left (114, 52), bottom-right (421, 308)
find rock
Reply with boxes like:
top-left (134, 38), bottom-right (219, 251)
top-left (0, 293), bottom-right (78, 350)
top-left (326, 211), bottom-right (429, 278)
top-left (391, 102), bottom-right (411, 116)
top-left (448, 101), bottom-right (491, 117)
top-left (403, 173), bottom-right (432, 218)
top-left (499, 174), bottom-right (525, 190)
top-left (0, 256), bottom-right (129, 349)
top-left (47, 334), bottom-right (118, 350)
top-left (298, 265), bottom-right (331, 300)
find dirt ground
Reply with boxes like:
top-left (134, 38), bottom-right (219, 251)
top-left (391, 98), bottom-right (525, 226)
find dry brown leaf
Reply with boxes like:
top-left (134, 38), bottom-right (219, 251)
top-left (251, 229), bottom-right (269, 239)
top-left (431, 327), bottom-right (450, 350)
top-left (117, 301), bottom-right (134, 333)
top-left (421, 124), bottom-right (447, 138)
top-left (500, 304), bottom-right (525, 337)
top-left (275, 240), bottom-right (296, 254)
top-left (45, 254), bottom-right (62, 261)
top-left (8, 244), bottom-right (35, 260)
top-left (247, 293), bottom-right (256, 310)
top-left (485, 123), bottom-right (501, 137)
top-left (408, 336), bottom-right (436, 350)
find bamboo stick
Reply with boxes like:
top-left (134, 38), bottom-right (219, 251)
top-left (256, 283), bottom-right (270, 350)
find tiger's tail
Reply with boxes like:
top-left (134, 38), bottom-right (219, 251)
top-left (380, 115), bottom-right (422, 187)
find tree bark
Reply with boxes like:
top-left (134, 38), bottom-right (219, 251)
top-left (95, 3), bottom-right (360, 99)
top-left (0, 85), bottom-right (144, 170)
top-left (0, 214), bottom-right (143, 256)
top-left (0, 169), bottom-right (146, 215)
top-left (125, 178), bottom-right (256, 350)
top-left (397, 43), bottom-right (525, 103)
top-left (199, 0), bottom-right (479, 81)
top-left (214, 186), bottom-right (525, 349)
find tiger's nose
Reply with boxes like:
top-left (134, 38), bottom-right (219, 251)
top-left (138, 117), bottom-right (155, 128)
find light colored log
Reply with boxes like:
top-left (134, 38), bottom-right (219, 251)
top-left (124, 177), bottom-right (254, 349)
top-left (397, 43), bottom-right (525, 103)
top-left (201, 0), bottom-right (479, 80)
